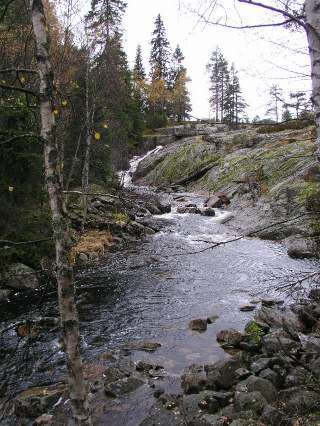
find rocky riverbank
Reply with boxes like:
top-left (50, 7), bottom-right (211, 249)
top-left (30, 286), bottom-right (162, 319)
top-left (133, 122), bottom-right (320, 259)
top-left (11, 292), bottom-right (320, 425)
top-left (0, 186), bottom-right (171, 304)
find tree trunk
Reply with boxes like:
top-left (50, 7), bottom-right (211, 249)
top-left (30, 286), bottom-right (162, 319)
top-left (30, 1), bottom-right (91, 424)
top-left (305, 0), bottom-right (320, 160)
top-left (82, 48), bottom-right (91, 231)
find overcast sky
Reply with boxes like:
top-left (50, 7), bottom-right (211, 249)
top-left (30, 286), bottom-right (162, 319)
top-left (77, 0), bottom-right (311, 120)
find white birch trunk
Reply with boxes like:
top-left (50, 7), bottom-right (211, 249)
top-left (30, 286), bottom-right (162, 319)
top-left (30, 1), bottom-right (91, 424)
top-left (305, 0), bottom-right (320, 159)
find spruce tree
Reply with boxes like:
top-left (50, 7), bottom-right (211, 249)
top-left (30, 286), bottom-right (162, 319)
top-left (207, 47), bottom-right (229, 122)
top-left (133, 45), bottom-right (146, 82)
top-left (224, 64), bottom-right (246, 124)
top-left (149, 14), bottom-right (171, 82)
top-left (169, 45), bottom-right (192, 121)
top-left (88, 0), bottom-right (127, 42)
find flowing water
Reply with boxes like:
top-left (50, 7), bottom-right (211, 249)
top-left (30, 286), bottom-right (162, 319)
top-left (0, 147), bottom-right (319, 416)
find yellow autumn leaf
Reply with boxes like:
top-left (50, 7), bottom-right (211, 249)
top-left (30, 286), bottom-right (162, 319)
top-left (8, 186), bottom-right (14, 192)
top-left (94, 132), bottom-right (101, 140)
top-left (20, 77), bottom-right (25, 83)
top-left (62, 100), bottom-right (68, 107)
top-left (53, 109), bottom-right (59, 115)
top-left (103, 123), bottom-right (109, 129)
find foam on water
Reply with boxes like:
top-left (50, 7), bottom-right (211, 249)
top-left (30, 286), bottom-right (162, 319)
top-left (119, 145), bottom-right (163, 187)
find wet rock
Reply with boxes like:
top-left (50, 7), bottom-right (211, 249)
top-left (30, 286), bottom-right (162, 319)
top-left (216, 329), bottom-right (243, 348)
top-left (205, 358), bottom-right (242, 390)
top-left (296, 303), bottom-right (320, 329)
top-left (153, 388), bottom-right (165, 398)
top-left (207, 315), bottom-right (219, 324)
top-left (286, 236), bottom-right (317, 259)
top-left (204, 196), bottom-right (223, 209)
top-left (236, 376), bottom-right (277, 403)
top-left (262, 332), bottom-right (301, 355)
top-left (125, 341), bottom-right (162, 352)
top-left (287, 389), bottom-right (320, 414)
top-left (190, 319), bottom-right (208, 332)
top-left (181, 364), bottom-right (207, 394)
top-left (250, 358), bottom-right (271, 374)
top-left (177, 206), bottom-right (201, 214)
top-left (201, 208), bottom-right (216, 217)
top-left (260, 405), bottom-right (285, 426)
top-left (104, 366), bottom-right (128, 385)
top-left (34, 414), bottom-right (54, 425)
top-left (284, 366), bottom-right (309, 387)
top-left (261, 299), bottom-right (284, 307)
top-left (14, 384), bottom-right (66, 419)
top-left (239, 341), bottom-right (260, 353)
top-left (259, 368), bottom-right (280, 387)
top-left (104, 377), bottom-right (144, 397)
top-left (0, 288), bottom-right (12, 302)
top-left (309, 288), bottom-right (320, 301)
top-left (239, 304), bottom-right (255, 312)
top-left (205, 193), bottom-right (230, 208)
top-left (1, 263), bottom-right (39, 290)
top-left (140, 402), bottom-right (184, 426)
top-left (256, 306), bottom-right (304, 332)
top-left (136, 361), bottom-right (154, 372)
top-left (234, 391), bottom-right (267, 414)
top-left (182, 392), bottom-right (218, 421)
top-left (235, 368), bottom-right (251, 381)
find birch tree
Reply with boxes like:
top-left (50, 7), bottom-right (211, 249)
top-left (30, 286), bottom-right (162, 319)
top-left (29, 1), bottom-right (91, 424)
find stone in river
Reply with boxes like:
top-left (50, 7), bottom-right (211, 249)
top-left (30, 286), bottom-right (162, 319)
top-left (239, 304), bottom-right (256, 312)
top-left (189, 319), bottom-right (208, 332)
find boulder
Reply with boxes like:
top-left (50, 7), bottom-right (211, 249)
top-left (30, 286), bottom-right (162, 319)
top-left (262, 333), bottom-right (300, 355)
top-left (204, 196), bottom-right (223, 209)
top-left (216, 329), bottom-right (243, 348)
top-left (14, 384), bottom-right (66, 419)
top-left (189, 319), bottom-right (208, 332)
top-left (285, 236), bottom-right (317, 259)
top-left (104, 377), bottom-right (144, 397)
top-left (234, 391), bottom-right (267, 414)
top-left (260, 405), bottom-right (285, 426)
top-left (201, 208), bottom-right (216, 217)
top-left (181, 364), bottom-right (208, 394)
top-left (205, 358), bottom-right (242, 390)
top-left (177, 206), bottom-right (201, 214)
top-left (1, 263), bottom-right (39, 290)
top-left (236, 376), bottom-right (277, 403)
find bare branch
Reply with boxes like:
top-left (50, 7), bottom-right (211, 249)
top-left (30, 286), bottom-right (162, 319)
top-left (0, 238), bottom-right (53, 248)
top-left (0, 83), bottom-right (39, 97)
top-left (0, 68), bottom-right (38, 74)
top-left (0, 133), bottom-right (44, 146)
top-left (237, 0), bottom-right (306, 29)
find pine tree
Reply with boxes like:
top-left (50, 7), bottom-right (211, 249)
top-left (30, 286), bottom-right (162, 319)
top-left (207, 47), bottom-right (229, 122)
top-left (282, 106), bottom-right (293, 122)
top-left (149, 14), bottom-right (171, 82)
top-left (287, 92), bottom-right (307, 119)
top-left (224, 64), bottom-right (246, 124)
top-left (266, 85), bottom-right (283, 123)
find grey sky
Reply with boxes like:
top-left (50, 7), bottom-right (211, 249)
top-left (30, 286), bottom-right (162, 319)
top-left (77, 0), bottom-right (311, 120)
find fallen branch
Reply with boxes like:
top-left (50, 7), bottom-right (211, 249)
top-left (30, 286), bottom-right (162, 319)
top-left (63, 190), bottom-right (119, 199)
top-left (0, 238), bottom-right (53, 247)
top-left (179, 212), bottom-right (319, 256)
top-left (0, 133), bottom-right (44, 146)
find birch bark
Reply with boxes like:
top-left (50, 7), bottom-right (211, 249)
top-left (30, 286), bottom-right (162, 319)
top-left (305, 0), bottom-right (320, 160)
top-left (30, 1), bottom-right (91, 424)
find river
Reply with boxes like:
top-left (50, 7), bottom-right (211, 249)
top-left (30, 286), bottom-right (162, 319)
top-left (0, 148), bottom-right (318, 423)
